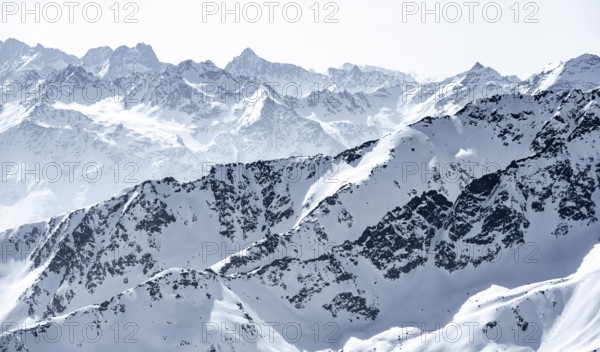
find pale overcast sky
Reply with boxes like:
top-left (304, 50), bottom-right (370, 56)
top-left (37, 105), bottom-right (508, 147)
top-left (1, 0), bottom-right (599, 79)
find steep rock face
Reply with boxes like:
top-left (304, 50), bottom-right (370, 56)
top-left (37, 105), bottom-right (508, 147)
top-left (1, 156), bottom-right (347, 323)
top-left (352, 191), bottom-right (453, 279)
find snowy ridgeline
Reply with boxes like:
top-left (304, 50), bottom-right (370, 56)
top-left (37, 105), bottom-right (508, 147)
top-left (1, 38), bottom-right (600, 234)
top-left (0, 72), bottom-right (599, 352)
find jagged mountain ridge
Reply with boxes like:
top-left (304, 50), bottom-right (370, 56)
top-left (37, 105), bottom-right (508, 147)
top-left (0, 39), bottom-right (530, 232)
top-left (1, 88), bottom-right (600, 351)
top-left (0, 38), bottom-right (599, 243)
top-left (520, 54), bottom-right (600, 94)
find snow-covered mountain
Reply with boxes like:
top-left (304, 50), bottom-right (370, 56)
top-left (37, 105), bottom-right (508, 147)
top-left (225, 48), bottom-right (417, 95)
top-left (400, 62), bottom-right (521, 120)
top-left (326, 63), bottom-right (415, 94)
top-left (1, 38), bottom-right (599, 245)
top-left (2, 39), bottom-right (600, 351)
top-left (80, 46), bottom-right (114, 77)
top-left (1, 86), bottom-right (600, 351)
top-left (342, 243), bottom-right (600, 351)
top-left (0, 39), bottom-right (166, 84)
top-left (81, 43), bottom-right (165, 79)
top-left (102, 43), bottom-right (165, 79)
top-left (0, 38), bottom-right (79, 82)
top-left (521, 54), bottom-right (600, 94)
top-left (225, 48), bottom-right (326, 97)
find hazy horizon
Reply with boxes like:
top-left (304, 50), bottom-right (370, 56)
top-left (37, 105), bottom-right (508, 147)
top-left (2, 0), bottom-right (599, 80)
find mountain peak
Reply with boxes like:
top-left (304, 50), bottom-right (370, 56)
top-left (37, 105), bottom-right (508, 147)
top-left (82, 46), bottom-right (113, 58)
top-left (203, 59), bottom-right (217, 68)
top-left (240, 47), bottom-right (259, 58)
top-left (471, 62), bottom-right (485, 70)
top-left (349, 64), bottom-right (361, 72)
top-left (461, 61), bottom-right (508, 80)
top-left (573, 53), bottom-right (600, 60)
top-left (114, 42), bottom-right (156, 56)
top-left (340, 63), bottom-right (358, 70)
top-left (176, 59), bottom-right (218, 71)
top-left (177, 59), bottom-right (195, 67)
top-left (225, 47), bottom-right (269, 73)
top-left (2, 37), bottom-right (30, 51)
top-left (566, 53), bottom-right (600, 66)
top-left (4, 37), bottom-right (27, 45)
top-left (103, 42), bottom-right (161, 78)
top-left (134, 42), bottom-right (154, 51)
